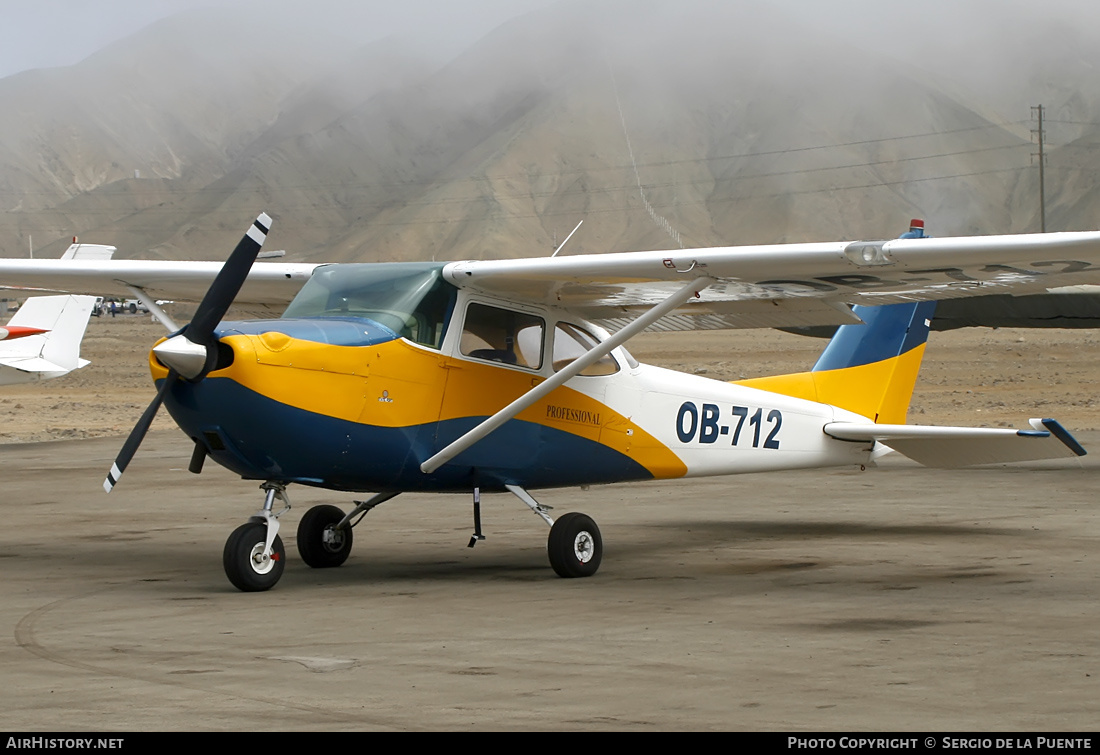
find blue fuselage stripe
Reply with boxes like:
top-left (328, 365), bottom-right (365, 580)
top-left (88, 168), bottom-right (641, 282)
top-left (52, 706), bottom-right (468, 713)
top-left (162, 377), bottom-right (654, 492)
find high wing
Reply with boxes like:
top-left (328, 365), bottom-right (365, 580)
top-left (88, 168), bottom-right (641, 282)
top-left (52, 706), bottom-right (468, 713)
top-left (5, 229), bottom-right (1100, 327)
top-left (443, 231), bottom-right (1100, 331)
top-left (422, 230), bottom-right (1100, 472)
top-left (0, 259), bottom-right (322, 310)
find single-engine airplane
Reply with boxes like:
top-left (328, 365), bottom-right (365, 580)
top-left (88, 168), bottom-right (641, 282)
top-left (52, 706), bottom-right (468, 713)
top-left (63, 212), bottom-right (1100, 591)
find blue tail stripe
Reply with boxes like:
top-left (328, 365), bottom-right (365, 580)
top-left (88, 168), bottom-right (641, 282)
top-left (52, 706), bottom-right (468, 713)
top-left (812, 301), bottom-right (937, 372)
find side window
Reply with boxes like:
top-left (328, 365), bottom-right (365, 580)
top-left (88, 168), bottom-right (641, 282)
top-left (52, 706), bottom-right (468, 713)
top-left (552, 322), bottom-right (619, 376)
top-left (460, 303), bottom-right (544, 369)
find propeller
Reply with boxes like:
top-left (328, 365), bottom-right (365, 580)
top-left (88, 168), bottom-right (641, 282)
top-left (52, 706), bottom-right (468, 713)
top-left (103, 212), bottom-right (271, 493)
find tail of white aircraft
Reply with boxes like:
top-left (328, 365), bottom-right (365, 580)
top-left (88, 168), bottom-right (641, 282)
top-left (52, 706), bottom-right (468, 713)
top-left (0, 295), bottom-right (97, 385)
top-left (58, 241), bottom-right (116, 261)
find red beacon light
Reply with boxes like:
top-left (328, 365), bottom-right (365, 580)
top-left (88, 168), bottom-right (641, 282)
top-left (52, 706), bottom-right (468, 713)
top-left (900, 218), bottom-right (927, 239)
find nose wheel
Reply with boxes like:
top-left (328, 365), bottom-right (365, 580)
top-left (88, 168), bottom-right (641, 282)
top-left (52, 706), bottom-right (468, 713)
top-left (223, 482), bottom-right (290, 592)
top-left (223, 520), bottom-right (286, 592)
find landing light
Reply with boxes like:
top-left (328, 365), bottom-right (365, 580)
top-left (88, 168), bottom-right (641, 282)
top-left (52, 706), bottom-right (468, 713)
top-left (843, 240), bottom-right (893, 267)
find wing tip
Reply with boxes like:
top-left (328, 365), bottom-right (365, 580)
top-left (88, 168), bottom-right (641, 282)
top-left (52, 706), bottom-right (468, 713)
top-left (1037, 418), bottom-right (1087, 457)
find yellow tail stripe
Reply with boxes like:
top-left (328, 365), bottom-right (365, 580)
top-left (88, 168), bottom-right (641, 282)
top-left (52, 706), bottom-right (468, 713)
top-left (734, 344), bottom-right (927, 424)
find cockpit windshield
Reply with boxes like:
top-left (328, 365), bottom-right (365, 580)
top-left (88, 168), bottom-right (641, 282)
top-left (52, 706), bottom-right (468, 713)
top-left (282, 262), bottom-right (455, 348)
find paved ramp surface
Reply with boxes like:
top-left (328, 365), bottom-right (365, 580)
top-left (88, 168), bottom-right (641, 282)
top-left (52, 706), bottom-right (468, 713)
top-left (2, 431), bottom-right (1097, 730)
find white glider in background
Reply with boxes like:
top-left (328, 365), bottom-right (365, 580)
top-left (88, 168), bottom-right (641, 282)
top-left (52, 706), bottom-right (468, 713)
top-left (0, 295), bottom-right (98, 385)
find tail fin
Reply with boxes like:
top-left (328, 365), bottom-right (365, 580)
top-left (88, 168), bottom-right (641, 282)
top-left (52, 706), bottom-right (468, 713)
top-left (0, 295), bottom-right (97, 383)
top-left (736, 300), bottom-right (936, 424)
top-left (59, 242), bottom-right (116, 261)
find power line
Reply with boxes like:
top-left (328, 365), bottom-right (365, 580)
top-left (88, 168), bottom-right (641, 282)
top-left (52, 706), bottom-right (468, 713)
top-left (0, 164), bottom-right (1032, 235)
top-left (0, 141), bottom-right (1030, 213)
top-left (0, 123), bottom-right (1028, 201)
top-left (1043, 118), bottom-right (1100, 127)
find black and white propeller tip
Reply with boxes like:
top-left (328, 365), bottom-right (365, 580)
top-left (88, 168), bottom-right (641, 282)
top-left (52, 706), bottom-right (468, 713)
top-left (103, 213), bottom-right (271, 493)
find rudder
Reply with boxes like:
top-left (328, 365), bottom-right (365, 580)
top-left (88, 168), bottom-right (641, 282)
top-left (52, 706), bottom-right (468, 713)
top-left (736, 300), bottom-right (936, 424)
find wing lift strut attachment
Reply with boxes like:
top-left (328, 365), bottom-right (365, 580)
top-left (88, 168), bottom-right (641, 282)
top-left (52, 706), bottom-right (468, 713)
top-left (421, 274), bottom-right (716, 578)
top-left (124, 285), bottom-right (179, 332)
top-left (421, 274), bottom-right (715, 474)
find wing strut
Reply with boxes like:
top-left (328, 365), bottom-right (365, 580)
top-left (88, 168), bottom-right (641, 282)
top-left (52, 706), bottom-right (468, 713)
top-left (420, 275), bottom-right (715, 474)
top-left (124, 285), bottom-right (179, 332)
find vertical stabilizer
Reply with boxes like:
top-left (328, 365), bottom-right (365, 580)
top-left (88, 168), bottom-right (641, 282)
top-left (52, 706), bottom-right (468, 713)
top-left (59, 241), bottom-right (116, 261)
top-left (737, 220), bottom-right (939, 423)
top-left (0, 295), bottom-right (97, 384)
top-left (34, 295), bottom-right (97, 371)
top-left (736, 301), bottom-right (935, 423)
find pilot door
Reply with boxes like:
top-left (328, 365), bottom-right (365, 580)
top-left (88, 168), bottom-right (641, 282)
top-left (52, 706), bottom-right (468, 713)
top-left (434, 300), bottom-right (547, 476)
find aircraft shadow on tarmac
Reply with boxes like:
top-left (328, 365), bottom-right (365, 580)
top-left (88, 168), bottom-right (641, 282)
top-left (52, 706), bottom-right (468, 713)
top-left (5, 514), bottom-right (1039, 595)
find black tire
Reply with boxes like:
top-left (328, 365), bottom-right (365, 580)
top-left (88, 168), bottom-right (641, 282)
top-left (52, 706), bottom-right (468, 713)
top-left (128, 303), bottom-right (137, 314)
top-left (223, 521), bottom-right (285, 592)
top-left (296, 505), bottom-right (353, 568)
top-left (547, 512), bottom-right (602, 578)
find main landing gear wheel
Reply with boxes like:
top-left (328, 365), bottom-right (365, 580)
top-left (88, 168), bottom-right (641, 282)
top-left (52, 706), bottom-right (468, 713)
top-left (296, 504), bottom-right (353, 568)
top-left (547, 512), bottom-right (602, 578)
top-left (223, 521), bottom-right (285, 592)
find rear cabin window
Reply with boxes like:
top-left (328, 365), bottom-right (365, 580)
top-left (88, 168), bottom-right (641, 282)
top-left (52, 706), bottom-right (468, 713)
top-left (552, 322), bottom-right (619, 376)
top-left (460, 303), bottom-right (544, 369)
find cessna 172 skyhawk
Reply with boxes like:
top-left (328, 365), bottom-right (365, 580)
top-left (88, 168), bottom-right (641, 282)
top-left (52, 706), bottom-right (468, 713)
top-left (8, 214), bottom-right (1100, 591)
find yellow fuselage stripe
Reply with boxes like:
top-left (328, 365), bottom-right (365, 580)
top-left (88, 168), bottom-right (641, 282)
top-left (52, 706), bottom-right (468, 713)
top-left (151, 333), bottom-right (688, 478)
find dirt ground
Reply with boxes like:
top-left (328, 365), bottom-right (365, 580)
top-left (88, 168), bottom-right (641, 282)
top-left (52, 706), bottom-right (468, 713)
top-left (2, 314), bottom-right (1099, 731)
top-left (2, 313), bottom-right (1096, 445)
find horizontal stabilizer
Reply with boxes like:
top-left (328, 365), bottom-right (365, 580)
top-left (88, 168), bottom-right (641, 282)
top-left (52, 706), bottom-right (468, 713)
top-left (824, 418), bottom-right (1086, 467)
top-left (0, 355), bottom-right (72, 374)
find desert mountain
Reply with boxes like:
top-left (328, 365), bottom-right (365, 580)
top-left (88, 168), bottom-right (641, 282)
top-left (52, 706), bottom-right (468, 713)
top-left (0, 0), bottom-right (1097, 263)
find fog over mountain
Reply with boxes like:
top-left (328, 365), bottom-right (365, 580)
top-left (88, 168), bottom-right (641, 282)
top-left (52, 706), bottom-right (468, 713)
top-left (1, 0), bottom-right (1098, 262)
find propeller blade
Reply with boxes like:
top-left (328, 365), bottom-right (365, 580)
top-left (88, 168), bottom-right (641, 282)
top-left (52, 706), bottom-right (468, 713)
top-left (103, 371), bottom-right (176, 492)
top-left (187, 212), bottom-right (271, 343)
top-left (106, 213), bottom-right (271, 492)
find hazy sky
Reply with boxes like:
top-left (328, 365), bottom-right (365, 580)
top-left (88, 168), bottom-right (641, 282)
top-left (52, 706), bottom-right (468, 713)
top-left (6, 0), bottom-right (1099, 77)
top-left (3, 0), bottom-right (1097, 112)
top-left (0, 0), bottom-right (559, 79)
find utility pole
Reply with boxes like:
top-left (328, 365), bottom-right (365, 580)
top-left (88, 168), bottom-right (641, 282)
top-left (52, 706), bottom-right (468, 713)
top-left (1031, 104), bottom-right (1046, 232)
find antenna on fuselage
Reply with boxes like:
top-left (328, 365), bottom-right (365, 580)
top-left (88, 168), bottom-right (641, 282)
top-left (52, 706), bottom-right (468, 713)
top-left (551, 220), bottom-right (584, 257)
